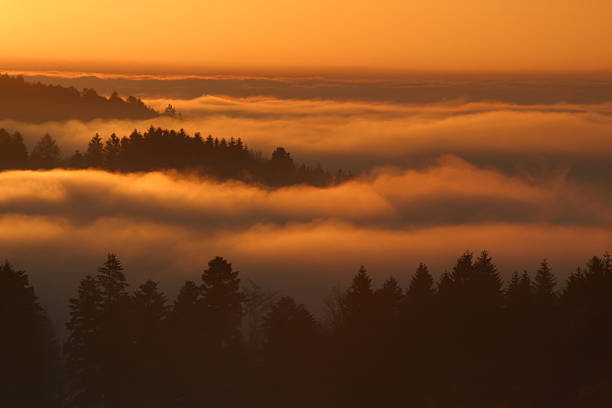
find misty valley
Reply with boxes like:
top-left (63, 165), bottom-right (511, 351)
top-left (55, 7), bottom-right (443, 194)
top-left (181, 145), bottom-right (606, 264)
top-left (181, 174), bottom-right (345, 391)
top-left (1, 72), bottom-right (611, 408)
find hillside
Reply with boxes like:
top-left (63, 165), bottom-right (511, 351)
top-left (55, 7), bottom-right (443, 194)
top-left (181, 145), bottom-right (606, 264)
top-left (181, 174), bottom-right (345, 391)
top-left (0, 74), bottom-right (158, 122)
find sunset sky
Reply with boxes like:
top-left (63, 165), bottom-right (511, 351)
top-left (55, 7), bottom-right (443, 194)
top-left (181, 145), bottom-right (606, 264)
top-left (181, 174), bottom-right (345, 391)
top-left (2, 0), bottom-right (612, 72)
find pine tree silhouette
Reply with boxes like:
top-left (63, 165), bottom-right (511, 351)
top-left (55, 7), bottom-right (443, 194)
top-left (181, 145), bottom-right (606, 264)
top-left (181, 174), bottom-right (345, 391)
top-left (167, 280), bottom-right (204, 406)
top-left (533, 259), bottom-right (557, 302)
top-left (64, 275), bottom-right (103, 407)
top-left (201, 256), bottom-right (244, 349)
top-left (0, 129), bottom-right (28, 169)
top-left (94, 253), bottom-right (131, 407)
top-left (30, 134), bottom-right (60, 169)
top-left (127, 280), bottom-right (170, 407)
top-left (199, 257), bottom-right (245, 404)
top-left (12, 249), bottom-right (612, 407)
top-left (86, 134), bottom-right (105, 168)
top-left (0, 261), bottom-right (58, 407)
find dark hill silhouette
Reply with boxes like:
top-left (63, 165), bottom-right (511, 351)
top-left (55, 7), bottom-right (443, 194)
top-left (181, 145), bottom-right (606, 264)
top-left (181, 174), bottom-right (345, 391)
top-left (0, 74), bottom-right (158, 122)
top-left (0, 127), bottom-right (351, 187)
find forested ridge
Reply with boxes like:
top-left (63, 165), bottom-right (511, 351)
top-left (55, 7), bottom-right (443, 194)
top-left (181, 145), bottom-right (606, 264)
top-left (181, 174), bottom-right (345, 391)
top-left (0, 74), bottom-right (158, 122)
top-left (0, 127), bottom-right (350, 187)
top-left (3, 251), bottom-right (612, 407)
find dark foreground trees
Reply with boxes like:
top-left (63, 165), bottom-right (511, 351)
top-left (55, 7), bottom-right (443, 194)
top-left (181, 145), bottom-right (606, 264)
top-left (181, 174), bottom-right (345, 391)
top-left (3, 251), bottom-right (612, 407)
top-left (0, 261), bottom-right (58, 407)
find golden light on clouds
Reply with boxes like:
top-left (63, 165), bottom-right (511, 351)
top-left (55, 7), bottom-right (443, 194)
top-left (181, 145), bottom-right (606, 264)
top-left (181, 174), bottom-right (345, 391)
top-left (1, 0), bottom-right (611, 72)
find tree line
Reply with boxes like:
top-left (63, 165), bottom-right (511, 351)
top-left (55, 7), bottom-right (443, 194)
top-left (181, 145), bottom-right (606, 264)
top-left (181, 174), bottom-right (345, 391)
top-left (0, 74), bottom-right (158, 122)
top-left (2, 251), bottom-right (612, 407)
top-left (0, 127), bottom-right (350, 187)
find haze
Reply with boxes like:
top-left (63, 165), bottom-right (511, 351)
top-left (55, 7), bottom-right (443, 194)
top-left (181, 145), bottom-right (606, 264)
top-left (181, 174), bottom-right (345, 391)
top-left (2, 0), bottom-right (612, 72)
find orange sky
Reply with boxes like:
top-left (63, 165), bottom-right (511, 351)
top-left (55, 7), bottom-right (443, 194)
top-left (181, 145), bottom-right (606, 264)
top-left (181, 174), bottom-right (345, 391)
top-left (1, 0), bottom-right (611, 72)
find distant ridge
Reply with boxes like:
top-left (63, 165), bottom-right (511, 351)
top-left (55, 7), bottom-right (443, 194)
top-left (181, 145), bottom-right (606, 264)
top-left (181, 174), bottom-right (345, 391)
top-left (0, 74), bottom-right (158, 122)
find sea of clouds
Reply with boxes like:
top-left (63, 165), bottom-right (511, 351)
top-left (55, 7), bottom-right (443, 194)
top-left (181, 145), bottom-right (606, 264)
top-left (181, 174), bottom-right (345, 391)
top-left (1, 73), bottom-right (611, 327)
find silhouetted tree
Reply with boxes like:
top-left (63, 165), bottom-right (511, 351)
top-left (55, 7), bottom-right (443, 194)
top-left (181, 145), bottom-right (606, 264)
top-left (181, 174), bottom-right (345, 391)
top-left (0, 129), bottom-right (28, 169)
top-left (68, 150), bottom-right (87, 169)
top-left (30, 133), bottom-right (60, 169)
top-left (163, 104), bottom-right (177, 117)
top-left (436, 251), bottom-right (504, 406)
top-left (103, 133), bottom-right (121, 170)
top-left (506, 270), bottom-right (532, 307)
top-left (530, 260), bottom-right (560, 402)
top-left (94, 254), bottom-right (131, 407)
top-left (198, 257), bottom-right (245, 403)
top-left (406, 263), bottom-right (435, 300)
top-left (126, 280), bottom-right (170, 407)
top-left (560, 254), bottom-right (612, 401)
top-left (337, 265), bottom-right (377, 403)
top-left (86, 134), bottom-right (104, 168)
top-left (0, 261), bottom-right (58, 407)
top-left (64, 275), bottom-right (103, 407)
top-left (0, 123), bottom-right (346, 187)
top-left (267, 147), bottom-right (297, 186)
top-left (374, 276), bottom-right (403, 341)
top-left (201, 256), bottom-right (244, 349)
top-left (13, 249), bottom-right (612, 407)
top-left (343, 265), bottom-right (374, 326)
top-left (533, 259), bottom-right (557, 304)
top-left (166, 280), bottom-right (203, 406)
top-left (262, 296), bottom-right (321, 405)
top-left (398, 263), bottom-right (437, 405)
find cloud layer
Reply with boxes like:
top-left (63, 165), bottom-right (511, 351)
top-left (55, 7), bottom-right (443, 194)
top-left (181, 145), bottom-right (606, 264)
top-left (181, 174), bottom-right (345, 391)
top-left (17, 72), bottom-right (612, 104)
top-left (2, 96), bottom-right (611, 191)
top-left (1, 75), bottom-right (611, 328)
top-left (1, 162), bottom-right (610, 326)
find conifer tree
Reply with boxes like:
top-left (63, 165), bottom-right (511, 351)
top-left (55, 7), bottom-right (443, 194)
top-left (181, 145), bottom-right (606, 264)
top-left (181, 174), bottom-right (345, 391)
top-left (198, 257), bottom-right (246, 405)
top-left (530, 259), bottom-right (560, 400)
top-left (96, 253), bottom-right (128, 308)
top-left (506, 271), bottom-right (532, 309)
top-left (0, 261), bottom-right (58, 407)
top-left (86, 134), bottom-right (105, 168)
top-left (374, 276), bottom-right (404, 350)
top-left (436, 270), bottom-right (453, 295)
top-left (262, 296), bottom-right (321, 404)
top-left (167, 280), bottom-right (204, 406)
top-left (64, 275), bottom-right (103, 407)
top-left (398, 263), bottom-right (438, 404)
top-left (533, 259), bottom-right (557, 305)
top-left (473, 250), bottom-right (503, 305)
top-left (343, 265), bottom-right (374, 329)
top-left (94, 253), bottom-right (130, 407)
top-left (407, 263), bottom-right (435, 299)
top-left (103, 133), bottom-right (121, 170)
top-left (376, 276), bottom-right (404, 314)
top-left (0, 129), bottom-right (28, 169)
top-left (200, 256), bottom-right (244, 348)
top-left (450, 251), bottom-right (474, 288)
top-left (173, 280), bottom-right (201, 317)
top-left (30, 133), bottom-right (60, 169)
top-left (68, 150), bottom-right (86, 169)
top-left (128, 280), bottom-right (170, 406)
top-left (263, 296), bottom-right (318, 356)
